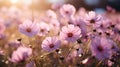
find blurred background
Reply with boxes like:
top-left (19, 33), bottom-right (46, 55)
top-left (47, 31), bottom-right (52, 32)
top-left (0, 0), bottom-right (120, 11)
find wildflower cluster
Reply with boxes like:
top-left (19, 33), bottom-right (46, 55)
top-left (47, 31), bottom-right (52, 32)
top-left (0, 4), bottom-right (120, 67)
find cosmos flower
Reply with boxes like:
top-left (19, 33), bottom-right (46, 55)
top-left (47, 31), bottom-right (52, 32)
top-left (73, 16), bottom-right (87, 38)
top-left (77, 7), bottom-right (86, 18)
top-left (60, 4), bottom-right (76, 18)
top-left (8, 6), bottom-right (21, 20)
top-left (98, 19), bottom-right (111, 29)
top-left (60, 24), bottom-right (81, 42)
top-left (41, 37), bottom-right (61, 52)
top-left (46, 10), bottom-right (57, 20)
top-left (51, 3), bottom-right (63, 11)
top-left (10, 46), bottom-right (32, 63)
top-left (49, 19), bottom-right (60, 31)
top-left (38, 22), bottom-right (50, 36)
top-left (84, 11), bottom-right (102, 26)
top-left (108, 38), bottom-right (120, 52)
top-left (90, 36), bottom-right (112, 60)
top-left (18, 20), bottom-right (40, 37)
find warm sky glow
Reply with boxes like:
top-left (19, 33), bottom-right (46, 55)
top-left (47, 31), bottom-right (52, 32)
top-left (9, 0), bottom-right (33, 5)
top-left (22, 0), bottom-right (32, 5)
top-left (10, 0), bottom-right (18, 4)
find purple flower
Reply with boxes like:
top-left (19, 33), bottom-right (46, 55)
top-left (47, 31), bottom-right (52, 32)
top-left (90, 36), bottom-right (112, 60)
top-left (108, 38), bottom-right (120, 52)
top-left (73, 16), bottom-right (87, 38)
top-left (38, 22), bottom-right (50, 36)
top-left (60, 4), bottom-right (76, 18)
top-left (10, 46), bottom-right (32, 63)
top-left (18, 20), bottom-right (40, 37)
top-left (60, 24), bottom-right (81, 42)
top-left (84, 11), bottom-right (102, 26)
top-left (98, 19), bottom-right (111, 29)
top-left (41, 37), bottom-right (61, 52)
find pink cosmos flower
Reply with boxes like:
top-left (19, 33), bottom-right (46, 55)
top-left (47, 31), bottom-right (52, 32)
top-left (38, 22), bottom-right (50, 36)
top-left (46, 10), bottom-right (57, 20)
top-left (60, 4), bottom-right (76, 18)
top-left (49, 19), bottom-right (60, 30)
top-left (10, 46), bottom-right (32, 63)
top-left (99, 19), bottom-right (111, 29)
top-left (90, 36), bottom-right (112, 60)
top-left (18, 20), bottom-right (40, 37)
top-left (60, 24), bottom-right (81, 42)
top-left (73, 16), bottom-right (87, 38)
top-left (0, 23), bottom-right (6, 33)
top-left (8, 6), bottom-right (21, 19)
top-left (85, 11), bottom-right (102, 26)
top-left (77, 7), bottom-right (86, 18)
top-left (41, 37), bottom-right (61, 52)
top-left (51, 3), bottom-right (63, 11)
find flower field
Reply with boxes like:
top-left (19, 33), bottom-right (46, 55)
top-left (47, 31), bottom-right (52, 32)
top-left (0, 3), bottom-right (120, 67)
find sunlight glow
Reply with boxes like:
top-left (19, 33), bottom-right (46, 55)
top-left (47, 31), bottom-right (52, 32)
top-left (9, 0), bottom-right (33, 6)
top-left (10, 0), bottom-right (18, 4)
top-left (22, 0), bottom-right (32, 6)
